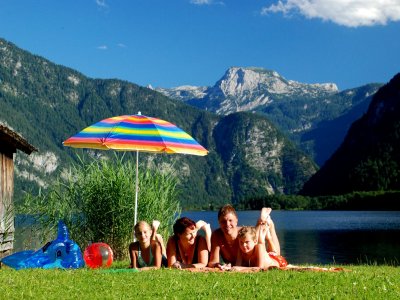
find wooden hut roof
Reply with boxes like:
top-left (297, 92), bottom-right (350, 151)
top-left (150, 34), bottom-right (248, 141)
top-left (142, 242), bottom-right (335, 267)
top-left (0, 124), bottom-right (37, 155)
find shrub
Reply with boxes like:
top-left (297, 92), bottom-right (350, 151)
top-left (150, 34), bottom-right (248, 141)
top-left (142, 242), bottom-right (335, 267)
top-left (18, 154), bottom-right (181, 260)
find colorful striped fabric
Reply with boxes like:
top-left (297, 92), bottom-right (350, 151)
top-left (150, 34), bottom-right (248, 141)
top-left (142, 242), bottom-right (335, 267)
top-left (63, 114), bottom-right (208, 156)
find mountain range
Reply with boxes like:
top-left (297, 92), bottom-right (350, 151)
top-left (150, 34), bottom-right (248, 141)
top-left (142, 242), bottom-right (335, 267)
top-left (301, 73), bottom-right (400, 196)
top-left (2, 37), bottom-right (397, 208)
top-left (155, 67), bottom-right (382, 166)
top-left (0, 38), bottom-right (317, 208)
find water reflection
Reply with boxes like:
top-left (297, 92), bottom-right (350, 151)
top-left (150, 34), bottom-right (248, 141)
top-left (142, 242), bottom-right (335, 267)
top-left (281, 229), bottom-right (400, 265)
top-left (13, 211), bottom-right (400, 265)
top-left (183, 210), bottom-right (400, 265)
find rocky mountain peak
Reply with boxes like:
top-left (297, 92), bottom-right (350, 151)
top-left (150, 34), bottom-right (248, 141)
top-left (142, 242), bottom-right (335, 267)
top-left (196, 67), bottom-right (339, 115)
top-left (156, 66), bottom-right (339, 114)
top-left (218, 67), bottom-right (271, 97)
top-left (217, 66), bottom-right (338, 97)
top-left (155, 85), bottom-right (208, 102)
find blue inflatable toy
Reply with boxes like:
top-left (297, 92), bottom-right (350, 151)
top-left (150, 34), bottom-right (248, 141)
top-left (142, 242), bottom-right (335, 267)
top-left (1, 220), bottom-right (85, 270)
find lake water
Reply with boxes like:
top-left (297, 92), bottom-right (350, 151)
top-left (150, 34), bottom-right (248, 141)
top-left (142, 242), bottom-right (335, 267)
top-left (11, 211), bottom-right (400, 265)
top-left (183, 210), bottom-right (400, 265)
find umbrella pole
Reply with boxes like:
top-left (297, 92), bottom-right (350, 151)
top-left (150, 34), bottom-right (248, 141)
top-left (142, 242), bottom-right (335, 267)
top-left (134, 150), bottom-right (139, 227)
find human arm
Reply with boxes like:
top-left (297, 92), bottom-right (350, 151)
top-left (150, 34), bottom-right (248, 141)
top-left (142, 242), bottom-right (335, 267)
top-left (128, 242), bottom-right (139, 269)
top-left (166, 236), bottom-right (178, 268)
top-left (207, 230), bottom-right (232, 270)
top-left (235, 247), bottom-right (243, 267)
top-left (207, 230), bottom-right (221, 268)
top-left (152, 241), bottom-right (163, 268)
top-left (193, 236), bottom-right (208, 269)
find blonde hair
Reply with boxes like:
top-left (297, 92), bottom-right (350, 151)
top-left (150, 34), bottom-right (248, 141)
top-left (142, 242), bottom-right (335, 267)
top-left (134, 221), bottom-right (151, 236)
top-left (237, 226), bottom-right (256, 241)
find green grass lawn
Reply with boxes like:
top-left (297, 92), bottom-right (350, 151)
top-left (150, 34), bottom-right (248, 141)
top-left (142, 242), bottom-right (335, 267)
top-left (1, 262), bottom-right (399, 299)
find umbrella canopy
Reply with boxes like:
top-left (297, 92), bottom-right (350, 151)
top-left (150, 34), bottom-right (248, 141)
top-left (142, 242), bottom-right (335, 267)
top-left (63, 114), bottom-right (208, 156)
top-left (63, 113), bottom-right (208, 225)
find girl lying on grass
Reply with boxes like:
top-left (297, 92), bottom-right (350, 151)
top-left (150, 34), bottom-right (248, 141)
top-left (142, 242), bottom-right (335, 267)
top-left (166, 217), bottom-right (211, 269)
top-left (231, 225), bottom-right (288, 271)
top-left (128, 220), bottom-right (166, 270)
top-left (215, 207), bottom-right (287, 271)
top-left (230, 224), bottom-right (346, 273)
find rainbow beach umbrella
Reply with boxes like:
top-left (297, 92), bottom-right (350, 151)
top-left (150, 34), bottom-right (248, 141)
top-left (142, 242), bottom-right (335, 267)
top-left (63, 113), bottom-right (208, 225)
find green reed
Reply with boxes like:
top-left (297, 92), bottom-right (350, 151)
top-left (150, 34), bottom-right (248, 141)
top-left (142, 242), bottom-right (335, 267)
top-left (17, 154), bottom-right (181, 260)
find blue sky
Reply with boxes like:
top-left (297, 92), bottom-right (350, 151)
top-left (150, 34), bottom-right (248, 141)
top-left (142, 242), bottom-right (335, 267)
top-left (1, 0), bottom-right (400, 90)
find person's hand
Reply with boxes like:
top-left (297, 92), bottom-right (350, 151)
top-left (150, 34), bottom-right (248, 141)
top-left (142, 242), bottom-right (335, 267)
top-left (172, 261), bottom-right (182, 269)
top-left (218, 263), bottom-right (231, 271)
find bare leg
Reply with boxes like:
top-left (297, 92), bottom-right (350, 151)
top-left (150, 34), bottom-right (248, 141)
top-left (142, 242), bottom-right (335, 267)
top-left (257, 208), bottom-right (281, 255)
top-left (155, 234), bottom-right (166, 256)
top-left (152, 220), bottom-right (166, 256)
top-left (267, 218), bottom-right (281, 255)
top-left (196, 220), bottom-right (212, 251)
top-left (256, 207), bottom-right (271, 243)
top-left (128, 242), bottom-right (135, 268)
top-left (259, 207), bottom-right (272, 224)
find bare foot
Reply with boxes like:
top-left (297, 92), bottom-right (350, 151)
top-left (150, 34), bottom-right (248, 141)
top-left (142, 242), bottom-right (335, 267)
top-left (152, 220), bottom-right (160, 232)
top-left (196, 220), bottom-right (207, 230)
top-left (196, 220), bottom-right (211, 236)
top-left (259, 207), bottom-right (272, 225)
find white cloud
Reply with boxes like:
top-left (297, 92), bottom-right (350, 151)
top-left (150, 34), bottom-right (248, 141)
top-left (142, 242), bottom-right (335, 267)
top-left (261, 0), bottom-right (400, 27)
top-left (190, 0), bottom-right (224, 5)
top-left (191, 0), bottom-right (213, 4)
top-left (97, 45), bottom-right (108, 50)
top-left (96, 0), bottom-right (107, 8)
top-left (117, 43), bottom-right (127, 48)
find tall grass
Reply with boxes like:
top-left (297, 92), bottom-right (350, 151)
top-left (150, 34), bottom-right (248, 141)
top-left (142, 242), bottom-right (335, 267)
top-left (17, 154), bottom-right (181, 259)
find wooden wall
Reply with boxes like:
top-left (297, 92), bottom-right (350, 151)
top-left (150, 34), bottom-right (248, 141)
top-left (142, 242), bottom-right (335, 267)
top-left (0, 151), bottom-right (14, 252)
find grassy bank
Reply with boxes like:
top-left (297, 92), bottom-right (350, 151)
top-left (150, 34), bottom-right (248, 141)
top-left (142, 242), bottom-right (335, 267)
top-left (1, 262), bottom-right (399, 299)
